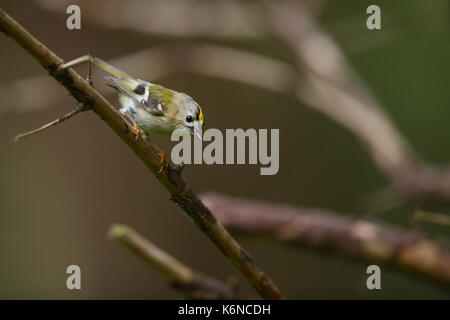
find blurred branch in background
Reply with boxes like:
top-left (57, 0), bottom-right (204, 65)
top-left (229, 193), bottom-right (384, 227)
top-left (36, 0), bottom-right (265, 39)
top-left (109, 224), bottom-right (250, 299)
top-left (34, 0), bottom-right (324, 39)
top-left (0, 44), bottom-right (298, 117)
top-left (202, 193), bottom-right (450, 289)
top-left (0, 8), bottom-right (284, 300)
top-left (265, 2), bottom-right (450, 205)
top-left (411, 210), bottom-right (450, 228)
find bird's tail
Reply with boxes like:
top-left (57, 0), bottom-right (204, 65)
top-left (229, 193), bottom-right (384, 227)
top-left (90, 56), bottom-right (131, 79)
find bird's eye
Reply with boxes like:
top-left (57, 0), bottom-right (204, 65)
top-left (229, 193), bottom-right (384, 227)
top-left (186, 115), bottom-right (193, 123)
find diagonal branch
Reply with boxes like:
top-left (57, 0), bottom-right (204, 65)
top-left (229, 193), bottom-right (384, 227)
top-left (0, 8), bottom-right (283, 300)
top-left (201, 192), bottom-right (450, 289)
top-left (109, 224), bottom-right (250, 299)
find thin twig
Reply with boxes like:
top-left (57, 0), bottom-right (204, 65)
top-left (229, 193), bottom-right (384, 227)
top-left (0, 8), bottom-right (283, 300)
top-left (14, 104), bottom-right (87, 141)
top-left (109, 224), bottom-right (249, 299)
top-left (14, 56), bottom-right (95, 141)
top-left (201, 192), bottom-right (450, 289)
top-left (33, 0), bottom-right (267, 39)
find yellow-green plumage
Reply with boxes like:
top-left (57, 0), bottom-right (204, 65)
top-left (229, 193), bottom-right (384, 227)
top-left (92, 56), bottom-right (204, 139)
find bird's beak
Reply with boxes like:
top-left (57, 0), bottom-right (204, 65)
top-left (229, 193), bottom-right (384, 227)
top-left (193, 122), bottom-right (202, 141)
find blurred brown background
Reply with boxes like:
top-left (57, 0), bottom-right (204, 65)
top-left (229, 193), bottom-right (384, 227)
top-left (0, 0), bottom-right (449, 299)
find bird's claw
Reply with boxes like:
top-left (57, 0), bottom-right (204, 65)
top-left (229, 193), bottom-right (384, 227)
top-left (158, 151), bottom-right (168, 174)
top-left (132, 122), bottom-right (143, 140)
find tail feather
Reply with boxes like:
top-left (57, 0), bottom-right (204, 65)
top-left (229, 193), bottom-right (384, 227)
top-left (91, 57), bottom-right (131, 79)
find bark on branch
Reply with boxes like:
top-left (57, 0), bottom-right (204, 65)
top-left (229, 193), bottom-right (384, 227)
top-left (202, 193), bottom-right (450, 289)
top-left (0, 8), bottom-right (283, 300)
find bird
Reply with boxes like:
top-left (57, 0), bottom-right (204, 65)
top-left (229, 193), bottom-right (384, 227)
top-left (59, 55), bottom-right (205, 172)
top-left (95, 57), bottom-right (204, 141)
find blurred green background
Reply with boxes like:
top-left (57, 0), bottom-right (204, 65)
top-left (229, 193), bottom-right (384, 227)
top-left (0, 0), bottom-right (449, 299)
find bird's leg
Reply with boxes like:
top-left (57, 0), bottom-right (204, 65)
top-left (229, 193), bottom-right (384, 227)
top-left (123, 111), bottom-right (143, 140)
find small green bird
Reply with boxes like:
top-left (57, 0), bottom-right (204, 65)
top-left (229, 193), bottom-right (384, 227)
top-left (61, 55), bottom-right (204, 141)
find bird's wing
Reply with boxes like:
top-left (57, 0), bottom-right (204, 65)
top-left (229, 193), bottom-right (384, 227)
top-left (105, 76), bottom-right (164, 116)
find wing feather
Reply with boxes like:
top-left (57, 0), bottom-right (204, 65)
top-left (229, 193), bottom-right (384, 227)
top-left (105, 76), bottom-right (164, 116)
